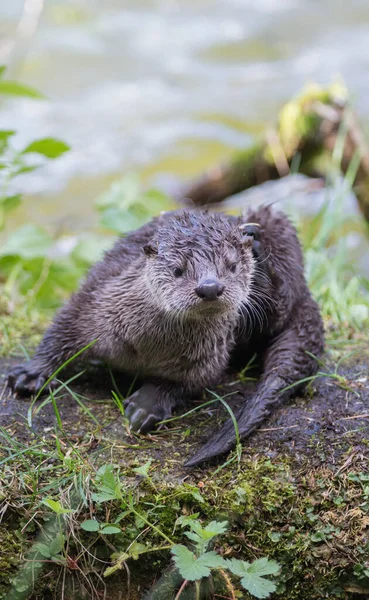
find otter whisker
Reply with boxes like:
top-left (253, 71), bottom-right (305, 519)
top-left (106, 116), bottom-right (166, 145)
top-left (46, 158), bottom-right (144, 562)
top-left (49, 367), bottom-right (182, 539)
top-left (238, 304), bottom-right (253, 339)
top-left (249, 289), bottom-right (276, 314)
top-left (252, 244), bottom-right (273, 266)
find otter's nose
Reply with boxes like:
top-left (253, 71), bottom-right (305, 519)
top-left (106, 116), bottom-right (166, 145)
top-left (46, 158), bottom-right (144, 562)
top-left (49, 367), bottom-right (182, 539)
top-left (195, 279), bottom-right (225, 301)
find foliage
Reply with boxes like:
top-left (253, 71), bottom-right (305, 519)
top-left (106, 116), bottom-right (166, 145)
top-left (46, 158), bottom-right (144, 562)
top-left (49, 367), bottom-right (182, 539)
top-left (278, 81), bottom-right (347, 155)
top-left (226, 558), bottom-right (280, 598)
top-left (300, 180), bottom-right (369, 327)
top-left (0, 66), bottom-right (44, 98)
top-left (2, 411), bottom-right (369, 599)
top-left (0, 131), bottom-right (68, 231)
top-left (80, 519), bottom-right (121, 535)
top-left (0, 66), bottom-right (78, 309)
top-left (172, 518), bottom-right (279, 598)
top-left (0, 64), bottom-right (69, 233)
top-left (70, 460), bottom-right (279, 598)
top-left (96, 172), bottom-right (173, 234)
top-left (0, 67), bottom-right (174, 310)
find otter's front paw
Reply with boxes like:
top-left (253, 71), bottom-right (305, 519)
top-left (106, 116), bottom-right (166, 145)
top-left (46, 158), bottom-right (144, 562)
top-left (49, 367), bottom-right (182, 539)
top-left (7, 364), bottom-right (56, 397)
top-left (124, 386), bottom-right (172, 434)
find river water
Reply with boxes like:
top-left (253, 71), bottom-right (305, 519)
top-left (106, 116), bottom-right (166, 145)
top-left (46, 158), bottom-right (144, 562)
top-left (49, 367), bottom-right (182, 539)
top-left (1, 0), bottom-right (369, 233)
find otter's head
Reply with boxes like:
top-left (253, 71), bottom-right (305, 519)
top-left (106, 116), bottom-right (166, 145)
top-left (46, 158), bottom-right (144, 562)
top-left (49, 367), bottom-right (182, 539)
top-left (142, 210), bottom-right (255, 318)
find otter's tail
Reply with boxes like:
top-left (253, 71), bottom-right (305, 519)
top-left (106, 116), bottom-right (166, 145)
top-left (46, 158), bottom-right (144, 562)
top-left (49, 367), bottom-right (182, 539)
top-left (185, 390), bottom-right (272, 467)
top-left (185, 418), bottom-right (238, 467)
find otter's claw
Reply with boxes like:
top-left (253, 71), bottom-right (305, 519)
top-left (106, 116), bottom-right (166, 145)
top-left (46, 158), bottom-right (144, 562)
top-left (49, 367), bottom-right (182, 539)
top-left (7, 364), bottom-right (57, 397)
top-left (124, 387), bottom-right (172, 434)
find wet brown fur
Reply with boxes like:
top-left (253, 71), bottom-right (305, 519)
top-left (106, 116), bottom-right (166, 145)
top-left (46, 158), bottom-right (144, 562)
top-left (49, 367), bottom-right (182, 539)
top-left (7, 207), bottom-right (324, 466)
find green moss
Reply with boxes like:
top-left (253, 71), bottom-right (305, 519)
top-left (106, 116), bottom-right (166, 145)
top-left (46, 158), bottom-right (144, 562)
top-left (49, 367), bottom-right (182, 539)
top-left (86, 454), bottom-right (368, 598)
top-left (0, 527), bottom-right (23, 598)
top-left (1, 404), bottom-right (369, 599)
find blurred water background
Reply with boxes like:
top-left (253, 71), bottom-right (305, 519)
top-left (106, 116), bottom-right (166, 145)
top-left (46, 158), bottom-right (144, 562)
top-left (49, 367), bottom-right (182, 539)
top-left (1, 0), bottom-right (369, 235)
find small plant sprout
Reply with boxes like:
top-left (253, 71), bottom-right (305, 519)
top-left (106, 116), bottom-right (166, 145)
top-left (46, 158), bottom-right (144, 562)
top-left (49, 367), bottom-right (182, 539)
top-left (80, 519), bottom-right (121, 535)
top-left (171, 517), bottom-right (280, 599)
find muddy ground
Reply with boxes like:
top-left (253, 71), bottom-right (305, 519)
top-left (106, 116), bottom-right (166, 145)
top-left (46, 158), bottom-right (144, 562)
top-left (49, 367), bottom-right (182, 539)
top-left (1, 356), bottom-right (368, 470)
top-left (1, 353), bottom-right (369, 599)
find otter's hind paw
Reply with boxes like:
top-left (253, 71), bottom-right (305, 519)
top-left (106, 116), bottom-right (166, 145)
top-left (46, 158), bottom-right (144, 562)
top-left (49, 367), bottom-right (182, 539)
top-left (124, 386), bottom-right (172, 434)
top-left (7, 364), bottom-right (57, 397)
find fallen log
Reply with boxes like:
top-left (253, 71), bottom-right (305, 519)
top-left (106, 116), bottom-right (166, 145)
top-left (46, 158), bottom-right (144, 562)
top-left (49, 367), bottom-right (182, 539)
top-left (178, 82), bottom-right (369, 221)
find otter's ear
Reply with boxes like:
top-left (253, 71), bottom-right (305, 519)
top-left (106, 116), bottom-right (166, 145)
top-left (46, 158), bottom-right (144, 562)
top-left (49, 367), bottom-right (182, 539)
top-left (239, 223), bottom-right (261, 247)
top-left (143, 243), bottom-right (158, 257)
top-left (239, 223), bottom-right (261, 240)
top-left (239, 223), bottom-right (263, 258)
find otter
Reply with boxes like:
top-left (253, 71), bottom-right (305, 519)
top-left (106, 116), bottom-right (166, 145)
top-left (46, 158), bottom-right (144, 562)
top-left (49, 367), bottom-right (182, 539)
top-left (7, 207), bottom-right (324, 466)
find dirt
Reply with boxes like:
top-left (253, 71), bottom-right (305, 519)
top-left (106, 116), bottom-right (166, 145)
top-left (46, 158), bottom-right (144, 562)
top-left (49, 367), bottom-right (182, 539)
top-left (1, 356), bottom-right (368, 471)
top-left (1, 354), bottom-right (369, 600)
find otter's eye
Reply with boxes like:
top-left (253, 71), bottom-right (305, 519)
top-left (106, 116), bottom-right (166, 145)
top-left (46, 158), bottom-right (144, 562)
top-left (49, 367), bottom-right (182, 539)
top-left (230, 263), bottom-right (237, 273)
top-left (173, 267), bottom-right (184, 278)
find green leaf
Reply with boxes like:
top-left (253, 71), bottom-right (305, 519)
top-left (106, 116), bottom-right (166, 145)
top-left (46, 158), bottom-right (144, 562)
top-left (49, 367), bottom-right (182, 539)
top-left (104, 553), bottom-right (130, 577)
top-left (247, 557), bottom-right (280, 576)
top-left (0, 129), bottom-right (15, 152)
top-left (51, 554), bottom-right (67, 565)
top-left (132, 459), bottom-right (152, 478)
top-left (91, 491), bottom-right (118, 503)
top-left (268, 531), bottom-right (282, 543)
top-left (227, 558), bottom-right (279, 599)
top-left (104, 542), bottom-right (148, 576)
top-left (204, 521), bottom-right (228, 536)
top-left (226, 559), bottom-right (251, 577)
top-left (185, 519), bottom-right (228, 545)
top-left (310, 531), bottom-right (326, 542)
top-left (176, 514), bottom-right (200, 528)
top-left (235, 487), bottom-right (247, 503)
top-left (41, 498), bottom-right (74, 514)
top-left (13, 165), bottom-right (38, 176)
top-left (22, 138), bottom-right (70, 158)
top-left (0, 129), bottom-right (15, 139)
top-left (0, 224), bottom-right (52, 258)
top-left (49, 534), bottom-right (65, 556)
top-left (91, 464), bottom-right (122, 502)
top-left (198, 552), bottom-right (225, 569)
top-left (95, 173), bottom-right (141, 209)
top-left (34, 542), bottom-right (52, 558)
top-left (0, 256), bottom-right (83, 308)
top-left (227, 558), bottom-right (280, 578)
top-left (81, 519), bottom-right (100, 532)
top-left (114, 509), bottom-right (132, 523)
top-left (100, 525), bottom-right (121, 535)
top-left (0, 66), bottom-right (5, 78)
top-left (99, 205), bottom-right (146, 234)
top-left (125, 541), bottom-right (147, 559)
top-left (96, 174), bottom-right (173, 234)
top-left (0, 80), bottom-right (44, 98)
top-left (240, 575), bottom-right (276, 599)
top-left (187, 488), bottom-right (205, 504)
top-left (171, 545), bottom-right (225, 581)
top-left (0, 194), bottom-right (21, 213)
top-left (184, 531), bottom-right (202, 544)
top-left (72, 235), bottom-right (112, 266)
